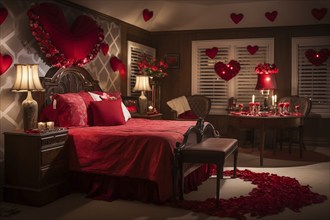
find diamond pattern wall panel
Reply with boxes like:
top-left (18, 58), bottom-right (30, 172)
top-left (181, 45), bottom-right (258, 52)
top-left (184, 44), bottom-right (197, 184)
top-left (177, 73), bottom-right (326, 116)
top-left (0, 0), bottom-right (121, 166)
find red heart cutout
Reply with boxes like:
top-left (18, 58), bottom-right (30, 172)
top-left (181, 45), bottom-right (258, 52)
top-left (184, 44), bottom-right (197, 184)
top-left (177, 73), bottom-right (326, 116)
top-left (101, 43), bottom-right (109, 56)
top-left (110, 56), bottom-right (121, 71)
top-left (0, 53), bottom-right (13, 75)
top-left (0, 7), bottom-right (8, 25)
top-left (305, 49), bottom-right (330, 66)
top-left (28, 3), bottom-right (104, 67)
top-left (247, 45), bottom-right (259, 55)
top-left (205, 47), bottom-right (218, 59)
top-left (143, 9), bottom-right (153, 22)
top-left (311, 8), bottom-right (327, 21)
top-left (265, 11), bottom-right (278, 22)
top-left (214, 60), bottom-right (241, 81)
top-left (230, 13), bottom-right (244, 24)
top-left (117, 62), bottom-right (127, 79)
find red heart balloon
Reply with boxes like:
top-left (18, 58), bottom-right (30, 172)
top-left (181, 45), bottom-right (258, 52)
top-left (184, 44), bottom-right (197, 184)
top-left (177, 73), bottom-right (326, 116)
top-left (247, 45), bottom-right (259, 55)
top-left (205, 47), bottom-right (218, 59)
top-left (230, 13), bottom-right (244, 24)
top-left (28, 3), bottom-right (104, 67)
top-left (101, 43), bottom-right (109, 56)
top-left (265, 11), bottom-right (278, 22)
top-left (143, 9), bottom-right (153, 22)
top-left (0, 7), bottom-right (8, 25)
top-left (117, 62), bottom-right (127, 79)
top-left (305, 49), bottom-right (330, 66)
top-left (0, 53), bottom-right (13, 75)
top-left (110, 56), bottom-right (121, 71)
top-left (214, 60), bottom-right (241, 81)
top-left (311, 8), bottom-right (327, 21)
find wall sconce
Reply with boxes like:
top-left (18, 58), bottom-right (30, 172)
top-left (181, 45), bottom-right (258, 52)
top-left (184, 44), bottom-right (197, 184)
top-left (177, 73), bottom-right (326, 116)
top-left (11, 64), bottom-right (44, 131)
top-left (133, 75), bottom-right (151, 114)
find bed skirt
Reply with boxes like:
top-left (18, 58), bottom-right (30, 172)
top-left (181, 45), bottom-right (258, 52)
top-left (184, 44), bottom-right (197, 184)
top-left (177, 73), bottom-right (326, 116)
top-left (70, 164), bottom-right (211, 204)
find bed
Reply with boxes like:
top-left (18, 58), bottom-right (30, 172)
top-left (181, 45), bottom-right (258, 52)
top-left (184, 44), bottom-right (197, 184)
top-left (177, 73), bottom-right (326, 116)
top-left (39, 66), bottom-right (211, 204)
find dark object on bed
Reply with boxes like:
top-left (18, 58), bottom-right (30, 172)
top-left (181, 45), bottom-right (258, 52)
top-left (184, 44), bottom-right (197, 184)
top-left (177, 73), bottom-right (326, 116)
top-left (174, 119), bottom-right (238, 207)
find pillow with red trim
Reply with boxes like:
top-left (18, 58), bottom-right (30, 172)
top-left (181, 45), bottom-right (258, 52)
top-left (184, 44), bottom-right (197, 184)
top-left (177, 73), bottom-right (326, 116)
top-left (178, 110), bottom-right (198, 119)
top-left (90, 99), bottom-right (126, 126)
top-left (53, 93), bottom-right (88, 127)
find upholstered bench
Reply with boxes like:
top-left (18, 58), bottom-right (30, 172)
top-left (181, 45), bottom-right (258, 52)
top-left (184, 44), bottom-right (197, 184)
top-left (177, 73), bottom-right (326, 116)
top-left (174, 120), bottom-right (238, 207)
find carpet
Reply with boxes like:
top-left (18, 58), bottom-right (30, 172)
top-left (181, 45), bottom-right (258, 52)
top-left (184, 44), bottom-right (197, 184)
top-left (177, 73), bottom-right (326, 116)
top-left (224, 146), bottom-right (330, 167)
top-left (173, 169), bottom-right (328, 220)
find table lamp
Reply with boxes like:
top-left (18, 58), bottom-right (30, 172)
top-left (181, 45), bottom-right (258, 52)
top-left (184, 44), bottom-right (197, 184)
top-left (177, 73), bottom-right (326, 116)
top-left (133, 75), bottom-right (151, 114)
top-left (11, 64), bottom-right (45, 131)
top-left (255, 73), bottom-right (277, 109)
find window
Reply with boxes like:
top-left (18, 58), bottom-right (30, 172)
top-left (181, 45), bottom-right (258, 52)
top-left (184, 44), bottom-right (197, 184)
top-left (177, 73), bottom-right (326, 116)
top-left (127, 41), bottom-right (155, 96)
top-left (192, 39), bottom-right (274, 115)
top-left (292, 36), bottom-right (330, 118)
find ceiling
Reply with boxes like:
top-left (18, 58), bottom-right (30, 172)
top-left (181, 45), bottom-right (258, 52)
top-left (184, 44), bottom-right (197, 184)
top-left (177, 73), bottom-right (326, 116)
top-left (67, 0), bottom-right (329, 31)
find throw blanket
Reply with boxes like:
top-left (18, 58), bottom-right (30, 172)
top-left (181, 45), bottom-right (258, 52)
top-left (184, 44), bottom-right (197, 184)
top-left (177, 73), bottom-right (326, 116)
top-left (167, 96), bottom-right (191, 116)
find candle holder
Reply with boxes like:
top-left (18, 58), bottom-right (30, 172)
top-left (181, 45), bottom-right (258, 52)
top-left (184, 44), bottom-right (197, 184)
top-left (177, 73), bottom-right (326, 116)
top-left (249, 102), bottom-right (255, 115)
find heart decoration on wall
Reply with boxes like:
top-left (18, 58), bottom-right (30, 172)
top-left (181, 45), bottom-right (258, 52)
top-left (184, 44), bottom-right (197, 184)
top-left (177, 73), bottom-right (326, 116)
top-left (101, 43), bottom-right (109, 56)
top-left (27, 3), bottom-right (104, 68)
top-left (110, 56), bottom-right (126, 78)
top-left (143, 9), bottom-right (153, 22)
top-left (230, 13), bottom-right (244, 24)
top-left (311, 8), bottom-right (327, 21)
top-left (305, 48), bottom-right (330, 66)
top-left (205, 47), bottom-right (218, 59)
top-left (247, 45), bottom-right (259, 55)
top-left (265, 11), bottom-right (278, 22)
top-left (0, 7), bottom-right (8, 25)
top-left (0, 53), bottom-right (13, 76)
top-left (214, 60), bottom-right (241, 81)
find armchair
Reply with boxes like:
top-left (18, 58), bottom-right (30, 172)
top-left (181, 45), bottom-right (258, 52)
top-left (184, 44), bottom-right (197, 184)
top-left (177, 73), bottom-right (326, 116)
top-left (167, 95), bottom-right (211, 120)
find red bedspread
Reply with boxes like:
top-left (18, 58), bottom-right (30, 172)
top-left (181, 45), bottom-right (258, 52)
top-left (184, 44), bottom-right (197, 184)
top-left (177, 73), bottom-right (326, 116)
top-left (67, 118), bottom-right (197, 202)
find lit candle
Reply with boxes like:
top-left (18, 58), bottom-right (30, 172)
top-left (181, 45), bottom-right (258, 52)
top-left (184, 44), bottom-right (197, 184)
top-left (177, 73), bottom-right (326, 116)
top-left (148, 105), bottom-right (154, 112)
top-left (252, 95), bottom-right (255, 103)
top-left (37, 122), bottom-right (46, 130)
top-left (46, 121), bottom-right (54, 129)
top-left (271, 95), bottom-right (275, 106)
top-left (274, 95), bottom-right (277, 104)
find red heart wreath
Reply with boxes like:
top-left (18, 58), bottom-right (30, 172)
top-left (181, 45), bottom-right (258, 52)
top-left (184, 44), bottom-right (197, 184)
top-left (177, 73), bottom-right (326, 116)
top-left (143, 9), bottom-right (153, 22)
top-left (27, 3), bottom-right (104, 68)
top-left (0, 53), bottom-right (13, 75)
top-left (311, 8), bottom-right (327, 21)
top-left (0, 7), bottom-right (8, 25)
top-left (214, 60), bottom-right (241, 81)
top-left (205, 47), bottom-right (218, 59)
top-left (247, 45), bottom-right (259, 55)
top-left (305, 49), bottom-right (330, 66)
top-left (230, 13), bottom-right (244, 24)
top-left (265, 11), bottom-right (278, 22)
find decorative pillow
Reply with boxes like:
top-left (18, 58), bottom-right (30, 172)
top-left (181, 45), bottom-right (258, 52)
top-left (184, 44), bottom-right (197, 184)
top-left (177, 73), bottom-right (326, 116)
top-left (39, 104), bottom-right (59, 126)
top-left (89, 91), bottom-right (131, 122)
top-left (178, 110), bottom-right (198, 119)
top-left (90, 99), bottom-right (126, 126)
top-left (53, 93), bottom-right (88, 127)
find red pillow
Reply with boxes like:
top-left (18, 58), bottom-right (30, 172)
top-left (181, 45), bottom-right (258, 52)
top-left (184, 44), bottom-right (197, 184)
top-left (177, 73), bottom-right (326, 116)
top-left (78, 91), bottom-right (96, 125)
top-left (178, 110), bottom-right (198, 119)
top-left (90, 99), bottom-right (126, 126)
top-left (39, 104), bottom-right (59, 126)
top-left (53, 93), bottom-right (88, 127)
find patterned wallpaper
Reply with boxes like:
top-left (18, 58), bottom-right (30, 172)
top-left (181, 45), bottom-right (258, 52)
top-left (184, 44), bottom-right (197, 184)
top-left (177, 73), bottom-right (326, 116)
top-left (0, 0), bottom-right (121, 164)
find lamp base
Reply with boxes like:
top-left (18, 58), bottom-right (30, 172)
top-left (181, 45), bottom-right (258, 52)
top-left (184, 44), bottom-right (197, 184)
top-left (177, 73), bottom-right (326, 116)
top-left (138, 91), bottom-right (148, 115)
top-left (22, 91), bottom-right (38, 131)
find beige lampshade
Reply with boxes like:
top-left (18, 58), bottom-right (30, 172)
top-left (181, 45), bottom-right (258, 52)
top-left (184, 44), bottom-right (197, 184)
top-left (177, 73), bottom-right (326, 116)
top-left (133, 75), bottom-right (151, 92)
top-left (11, 64), bottom-right (44, 92)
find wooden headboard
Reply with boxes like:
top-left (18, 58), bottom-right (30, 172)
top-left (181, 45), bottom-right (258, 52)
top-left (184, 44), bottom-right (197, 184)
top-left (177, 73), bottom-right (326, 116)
top-left (40, 66), bottom-right (103, 106)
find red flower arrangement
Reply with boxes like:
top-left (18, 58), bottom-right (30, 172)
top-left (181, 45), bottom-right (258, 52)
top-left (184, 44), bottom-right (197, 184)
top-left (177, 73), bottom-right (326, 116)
top-left (255, 63), bottom-right (279, 74)
top-left (137, 54), bottom-right (169, 78)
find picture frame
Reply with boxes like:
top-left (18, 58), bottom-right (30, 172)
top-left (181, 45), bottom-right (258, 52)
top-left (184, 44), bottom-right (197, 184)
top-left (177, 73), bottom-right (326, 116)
top-left (164, 53), bottom-right (180, 69)
top-left (122, 96), bottom-right (139, 113)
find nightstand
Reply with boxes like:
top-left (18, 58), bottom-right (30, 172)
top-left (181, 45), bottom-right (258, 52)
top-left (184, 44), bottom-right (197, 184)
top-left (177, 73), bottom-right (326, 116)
top-left (3, 129), bottom-right (69, 206)
top-left (131, 112), bottom-right (163, 120)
